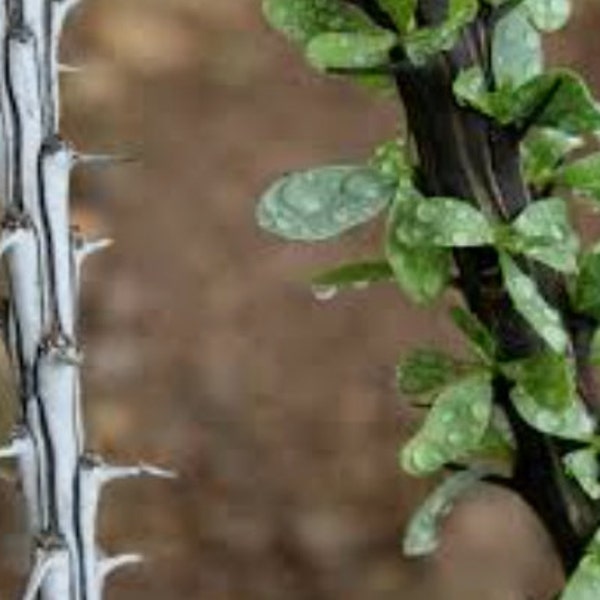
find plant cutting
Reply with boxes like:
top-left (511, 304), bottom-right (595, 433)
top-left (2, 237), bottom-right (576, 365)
top-left (257, 1), bottom-right (600, 597)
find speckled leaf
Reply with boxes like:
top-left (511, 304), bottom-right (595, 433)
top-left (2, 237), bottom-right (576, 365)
top-left (377, 0), bottom-right (416, 33)
top-left (405, 0), bottom-right (479, 65)
top-left (511, 386), bottom-right (595, 441)
top-left (492, 5), bottom-right (543, 87)
top-left (370, 138), bottom-right (412, 183)
top-left (499, 253), bottom-right (568, 353)
top-left (403, 469), bottom-right (484, 557)
top-left (450, 306), bottom-right (497, 362)
top-left (396, 349), bottom-right (459, 395)
top-left (558, 153), bottom-right (600, 202)
top-left (311, 259), bottom-right (393, 290)
top-left (573, 248), bottom-right (600, 320)
top-left (262, 0), bottom-right (375, 45)
top-left (391, 197), bottom-right (494, 248)
top-left (508, 198), bottom-right (579, 274)
top-left (400, 372), bottom-right (493, 476)
top-left (524, 0), bottom-right (571, 32)
top-left (385, 188), bottom-right (452, 304)
top-left (521, 127), bottom-right (583, 188)
top-left (564, 448), bottom-right (600, 500)
top-left (561, 529), bottom-right (600, 600)
top-left (502, 352), bottom-right (577, 411)
top-left (306, 30), bottom-right (397, 71)
top-left (256, 166), bottom-right (395, 241)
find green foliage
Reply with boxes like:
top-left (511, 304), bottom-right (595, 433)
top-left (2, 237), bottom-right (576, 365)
top-left (377, 0), bottom-right (416, 33)
top-left (523, 0), bottom-right (571, 33)
top-left (396, 348), bottom-right (460, 396)
top-left (256, 166), bottom-right (395, 241)
top-left (558, 153), bottom-right (600, 202)
top-left (573, 248), bottom-right (600, 320)
top-left (564, 448), bottom-right (600, 501)
top-left (561, 530), bottom-right (600, 600)
top-left (450, 307), bottom-right (497, 363)
top-left (403, 469), bottom-right (483, 557)
top-left (311, 259), bottom-right (393, 290)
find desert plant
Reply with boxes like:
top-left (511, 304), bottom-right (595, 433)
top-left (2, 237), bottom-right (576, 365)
top-left (0, 1), bottom-right (172, 598)
top-left (257, 0), bottom-right (600, 596)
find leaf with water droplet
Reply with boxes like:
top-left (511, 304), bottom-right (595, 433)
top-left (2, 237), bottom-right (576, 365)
top-left (557, 153), bottom-right (600, 203)
top-left (256, 165), bottom-right (396, 242)
top-left (573, 247), bottom-right (600, 320)
top-left (403, 469), bottom-right (484, 557)
top-left (400, 372), bottom-right (493, 476)
top-left (523, 0), bottom-right (571, 33)
top-left (499, 253), bottom-right (568, 353)
top-left (502, 351), bottom-right (577, 411)
top-left (306, 30), bottom-right (398, 72)
top-left (492, 4), bottom-right (543, 88)
top-left (561, 528), bottom-right (600, 600)
top-left (311, 259), bottom-right (393, 291)
top-left (405, 0), bottom-right (479, 65)
top-left (564, 448), bottom-right (600, 501)
top-left (511, 386), bottom-right (595, 441)
top-left (385, 187), bottom-right (452, 304)
top-left (505, 198), bottom-right (579, 274)
top-left (521, 127), bottom-right (583, 188)
top-left (450, 306), bottom-right (497, 363)
top-left (396, 348), bottom-right (460, 396)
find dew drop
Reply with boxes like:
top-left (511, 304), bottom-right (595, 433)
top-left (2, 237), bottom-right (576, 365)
top-left (311, 284), bottom-right (338, 302)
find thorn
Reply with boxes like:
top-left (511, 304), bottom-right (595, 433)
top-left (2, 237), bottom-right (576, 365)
top-left (40, 333), bottom-right (83, 366)
top-left (22, 533), bottom-right (68, 600)
top-left (74, 152), bottom-right (139, 167)
top-left (0, 228), bottom-right (26, 257)
top-left (82, 453), bottom-right (177, 484)
top-left (98, 552), bottom-right (144, 581)
top-left (0, 425), bottom-right (29, 459)
top-left (75, 236), bottom-right (114, 261)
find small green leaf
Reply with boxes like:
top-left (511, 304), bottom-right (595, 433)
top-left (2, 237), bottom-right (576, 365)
top-left (558, 153), bottom-right (600, 203)
top-left (573, 248), bottom-right (600, 320)
top-left (590, 328), bottom-right (600, 367)
top-left (524, 0), bottom-right (571, 33)
top-left (564, 448), bottom-right (600, 500)
top-left (403, 469), bottom-right (483, 557)
top-left (401, 372), bottom-right (493, 476)
top-left (521, 127), bottom-right (583, 188)
top-left (377, 0), bottom-right (416, 33)
top-left (262, 0), bottom-right (375, 45)
top-left (256, 166), bottom-right (395, 241)
top-left (561, 529), bottom-right (600, 600)
top-left (502, 352), bottom-right (576, 411)
top-left (499, 253), bottom-right (568, 353)
top-left (469, 408), bottom-right (515, 476)
top-left (511, 386), bottom-right (595, 441)
top-left (396, 349), bottom-right (459, 395)
top-left (405, 0), bottom-right (479, 65)
top-left (311, 259), bottom-right (393, 290)
top-left (492, 5), bottom-right (543, 87)
top-left (391, 196), bottom-right (494, 248)
top-left (508, 198), bottom-right (579, 274)
top-left (385, 189), bottom-right (452, 304)
top-left (370, 138), bottom-right (412, 183)
top-left (306, 30), bottom-right (397, 71)
top-left (450, 306), bottom-right (497, 362)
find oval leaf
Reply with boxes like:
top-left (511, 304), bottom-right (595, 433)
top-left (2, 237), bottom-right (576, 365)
top-left (524, 0), bottom-right (571, 33)
top-left (256, 166), bottom-right (395, 241)
top-left (396, 348), bottom-right (460, 396)
top-left (564, 448), bottom-right (600, 501)
top-left (573, 249), bottom-right (600, 320)
top-left (558, 153), bottom-right (600, 202)
top-left (561, 530), bottom-right (600, 600)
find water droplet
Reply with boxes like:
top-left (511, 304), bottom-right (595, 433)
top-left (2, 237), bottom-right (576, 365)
top-left (311, 284), bottom-right (338, 302)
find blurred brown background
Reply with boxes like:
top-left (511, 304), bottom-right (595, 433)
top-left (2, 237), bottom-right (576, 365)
top-left (1, 1), bottom-right (600, 598)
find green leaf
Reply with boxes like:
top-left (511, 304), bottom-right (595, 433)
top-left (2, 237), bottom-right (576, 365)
top-left (524, 0), bottom-right (571, 33)
top-left (262, 0), bottom-right (375, 45)
top-left (391, 196), bottom-right (494, 248)
top-left (385, 189), bottom-right (452, 304)
top-left (492, 5), bottom-right (543, 87)
top-left (573, 248), bottom-right (600, 320)
top-left (454, 69), bottom-right (600, 135)
top-left (564, 448), bottom-right (600, 500)
top-left (401, 372), bottom-right (493, 476)
top-left (403, 469), bottom-right (483, 557)
top-left (450, 306), bottom-right (497, 362)
top-left (256, 166), bottom-right (395, 241)
top-left (370, 138), bottom-right (412, 183)
top-left (469, 408), bottom-right (515, 476)
top-left (561, 529), bottom-right (600, 600)
top-left (591, 328), bottom-right (600, 367)
top-left (558, 153), bottom-right (600, 202)
top-left (507, 198), bottom-right (579, 274)
top-left (502, 352), bottom-right (577, 411)
top-left (311, 259), bottom-right (393, 291)
top-left (405, 0), bottom-right (479, 65)
top-left (377, 0), bottom-right (416, 33)
top-left (511, 386), bottom-right (595, 441)
top-left (521, 127), bottom-right (583, 188)
top-left (396, 349), bottom-right (459, 396)
top-left (499, 253), bottom-right (568, 353)
top-left (306, 30), bottom-right (397, 71)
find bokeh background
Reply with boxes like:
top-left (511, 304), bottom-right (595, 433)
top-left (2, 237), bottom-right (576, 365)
top-left (1, 1), bottom-right (600, 598)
